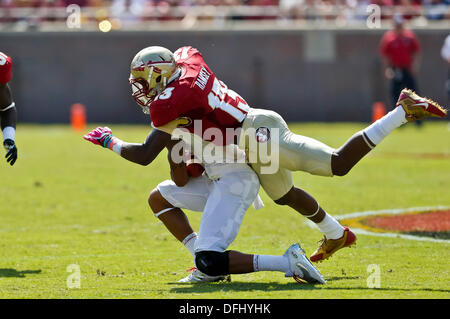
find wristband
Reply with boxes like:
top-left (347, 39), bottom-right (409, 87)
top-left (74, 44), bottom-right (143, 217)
top-left (2, 126), bottom-right (15, 142)
top-left (111, 139), bottom-right (123, 155)
top-left (103, 135), bottom-right (123, 155)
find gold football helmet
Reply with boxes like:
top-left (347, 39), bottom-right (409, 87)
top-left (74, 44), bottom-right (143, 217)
top-left (129, 46), bottom-right (178, 114)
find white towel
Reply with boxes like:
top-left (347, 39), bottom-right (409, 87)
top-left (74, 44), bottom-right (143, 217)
top-left (252, 194), bottom-right (264, 210)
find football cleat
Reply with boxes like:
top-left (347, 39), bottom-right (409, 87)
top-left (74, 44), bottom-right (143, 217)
top-left (178, 267), bottom-right (231, 283)
top-left (284, 243), bottom-right (326, 284)
top-left (310, 227), bottom-right (356, 263)
top-left (396, 88), bottom-right (447, 122)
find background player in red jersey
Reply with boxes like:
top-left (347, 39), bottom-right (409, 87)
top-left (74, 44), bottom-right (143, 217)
top-left (0, 51), bottom-right (18, 166)
top-left (380, 14), bottom-right (421, 111)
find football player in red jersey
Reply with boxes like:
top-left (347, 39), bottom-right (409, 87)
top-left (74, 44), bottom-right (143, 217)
top-left (0, 51), bottom-right (18, 166)
top-left (85, 46), bottom-right (447, 265)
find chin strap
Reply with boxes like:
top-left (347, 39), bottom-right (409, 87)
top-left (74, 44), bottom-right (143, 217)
top-left (141, 105), bottom-right (150, 114)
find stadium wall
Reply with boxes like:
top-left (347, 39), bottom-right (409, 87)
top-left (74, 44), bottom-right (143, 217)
top-left (1, 29), bottom-right (448, 124)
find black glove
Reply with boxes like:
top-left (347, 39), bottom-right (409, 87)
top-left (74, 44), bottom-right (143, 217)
top-left (3, 139), bottom-right (17, 166)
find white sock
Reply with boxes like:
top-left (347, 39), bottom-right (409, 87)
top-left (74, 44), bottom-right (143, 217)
top-left (182, 232), bottom-right (197, 257)
top-left (253, 254), bottom-right (290, 273)
top-left (363, 107), bottom-right (408, 146)
top-left (316, 213), bottom-right (345, 240)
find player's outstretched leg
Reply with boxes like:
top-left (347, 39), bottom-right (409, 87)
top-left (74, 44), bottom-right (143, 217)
top-left (148, 188), bottom-right (229, 283)
top-left (274, 89), bottom-right (447, 262)
top-left (274, 186), bottom-right (356, 262)
top-left (331, 88), bottom-right (447, 176)
top-left (194, 243), bottom-right (326, 284)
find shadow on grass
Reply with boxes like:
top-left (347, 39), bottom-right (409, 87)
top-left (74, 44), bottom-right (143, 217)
top-left (326, 276), bottom-right (361, 281)
top-left (163, 277), bottom-right (450, 294)
top-left (0, 269), bottom-right (42, 278)
top-left (318, 287), bottom-right (450, 293)
top-left (168, 281), bottom-right (320, 294)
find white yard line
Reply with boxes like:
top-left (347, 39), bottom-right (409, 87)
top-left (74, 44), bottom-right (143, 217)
top-left (349, 228), bottom-right (449, 244)
top-left (305, 206), bottom-right (450, 244)
top-left (333, 205), bottom-right (450, 220)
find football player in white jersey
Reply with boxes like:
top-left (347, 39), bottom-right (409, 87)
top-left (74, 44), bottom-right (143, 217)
top-left (0, 51), bottom-right (18, 166)
top-left (150, 144), bottom-right (325, 283)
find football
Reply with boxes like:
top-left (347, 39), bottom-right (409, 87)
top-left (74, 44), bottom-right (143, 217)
top-left (186, 161), bottom-right (205, 177)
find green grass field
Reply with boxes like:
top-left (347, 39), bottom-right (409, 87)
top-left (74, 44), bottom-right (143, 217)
top-left (0, 122), bottom-right (449, 299)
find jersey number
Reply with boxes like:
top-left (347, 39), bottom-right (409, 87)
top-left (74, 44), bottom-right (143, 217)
top-left (174, 47), bottom-right (189, 61)
top-left (208, 78), bottom-right (249, 122)
top-left (154, 87), bottom-right (175, 101)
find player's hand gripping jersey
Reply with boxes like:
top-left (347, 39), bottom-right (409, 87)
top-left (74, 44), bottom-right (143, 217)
top-left (150, 46), bottom-right (249, 146)
top-left (0, 52), bottom-right (13, 84)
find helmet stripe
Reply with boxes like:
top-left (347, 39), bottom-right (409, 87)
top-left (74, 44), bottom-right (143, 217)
top-left (147, 66), bottom-right (154, 83)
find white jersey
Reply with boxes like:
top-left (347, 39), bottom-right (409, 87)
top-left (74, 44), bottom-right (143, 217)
top-left (178, 138), bottom-right (248, 180)
top-left (158, 165), bottom-right (260, 252)
top-left (184, 139), bottom-right (264, 209)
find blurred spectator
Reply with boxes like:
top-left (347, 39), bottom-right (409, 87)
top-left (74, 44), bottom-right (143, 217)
top-left (61, 0), bottom-right (90, 6)
top-left (247, 0), bottom-right (278, 5)
top-left (379, 14), bottom-right (421, 110)
top-left (423, 0), bottom-right (447, 20)
top-left (0, 0), bottom-right (449, 26)
top-left (394, 0), bottom-right (421, 20)
top-left (110, 0), bottom-right (147, 24)
top-left (441, 34), bottom-right (450, 100)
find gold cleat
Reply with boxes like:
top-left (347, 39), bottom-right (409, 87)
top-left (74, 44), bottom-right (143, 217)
top-left (310, 227), bottom-right (356, 263)
top-left (396, 88), bottom-right (447, 122)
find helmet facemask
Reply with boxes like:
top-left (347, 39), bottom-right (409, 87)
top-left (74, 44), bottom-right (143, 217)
top-left (129, 76), bottom-right (159, 114)
top-left (129, 46), bottom-right (177, 114)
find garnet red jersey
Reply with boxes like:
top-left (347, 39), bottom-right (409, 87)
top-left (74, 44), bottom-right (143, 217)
top-left (379, 30), bottom-right (420, 69)
top-left (0, 52), bottom-right (12, 84)
top-left (150, 46), bottom-right (249, 145)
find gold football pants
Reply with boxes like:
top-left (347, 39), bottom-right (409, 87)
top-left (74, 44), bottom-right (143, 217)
top-left (239, 108), bottom-right (334, 200)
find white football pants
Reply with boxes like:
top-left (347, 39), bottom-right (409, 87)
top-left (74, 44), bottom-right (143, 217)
top-left (157, 165), bottom-right (260, 253)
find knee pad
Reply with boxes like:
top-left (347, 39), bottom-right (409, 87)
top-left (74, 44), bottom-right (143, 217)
top-left (195, 250), bottom-right (230, 277)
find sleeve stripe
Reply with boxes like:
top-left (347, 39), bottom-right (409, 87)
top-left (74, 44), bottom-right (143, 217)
top-left (0, 102), bottom-right (15, 112)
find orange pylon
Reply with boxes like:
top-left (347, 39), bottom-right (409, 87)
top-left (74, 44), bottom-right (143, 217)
top-left (372, 102), bottom-right (386, 122)
top-left (71, 103), bottom-right (86, 132)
